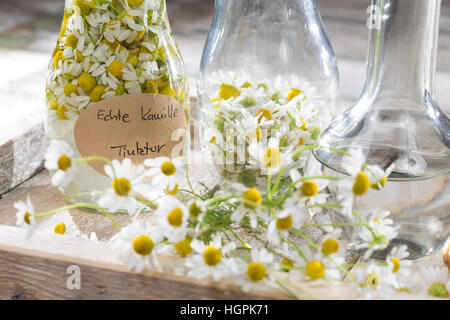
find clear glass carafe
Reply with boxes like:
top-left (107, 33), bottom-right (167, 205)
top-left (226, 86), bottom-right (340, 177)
top-left (314, 0), bottom-right (449, 259)
top-left (198, 0), bottom-right (339, 188)
top-left (45, 0), bottom-right (189, 206)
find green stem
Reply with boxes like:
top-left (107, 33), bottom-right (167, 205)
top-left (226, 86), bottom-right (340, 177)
top-left (271, 167), bottom-right (285, 196)
top-left (75, 156), bottom-right (116, 176)
top-left (36, 203), bottom-right (121, 232)
top-left (227, 229), bottom-right (251, 249)
top-left (132, 194), bottom-right (158, 210)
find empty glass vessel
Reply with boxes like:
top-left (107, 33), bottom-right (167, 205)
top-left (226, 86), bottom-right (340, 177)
top-left (198, 0), bottom-right (339, 188)
top-left (314, 0), bottom-right (449, 259)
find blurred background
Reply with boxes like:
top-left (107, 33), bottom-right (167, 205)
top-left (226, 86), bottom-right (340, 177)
top-left (0, 0), bottom-right (449, 194)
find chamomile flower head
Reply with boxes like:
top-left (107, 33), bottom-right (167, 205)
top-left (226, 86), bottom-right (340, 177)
top-left (267, 202), bottom-right (309, 246)
top-left (14, 196), bottom-right (37, 240)
top-left (98, 159), bottom-right (146, 214)
top-left (185, 235), bottom-right (237, 281)
top-left (354, 210), bottom-right (399, 259)
top-left (248, 138), bottom-right (292, 175)
top-left (386, 245), bottom-right (411, 280)
top-left (290, 168), bottom-right (329, 207)
top-left (421, 266), bottom-right (450, 299)
top-left (293, 246), bottom-right (344, 282)
top-left (231, 184), bottom-right (266, 229)
top-left (44, 139), bottom-right (76, 187)
top-left (145, 157), bottom-right (186, 193)
top-left (318, 228), bottom-right (345, 257)
top-left (109, 219), bottom-right (163, 273)
top-left (356, 263), bottom-right (393, 299)
top-left (235, 248), bottom-right (275, 292)
top-left (366, 163), bottom-right (394, 190)
top-left (155, 196), bottom-right (189, 243)
top-left (47, 210), bottom-right (80, 238)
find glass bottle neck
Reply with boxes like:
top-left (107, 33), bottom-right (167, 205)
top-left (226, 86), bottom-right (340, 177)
top-left (215, 0), bottom-right (318, 21)
top-left (364, 0), bottom-right (441, 102)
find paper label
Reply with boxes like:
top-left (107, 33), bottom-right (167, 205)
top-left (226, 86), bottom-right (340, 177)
top-left (74, 93), bottom-right (187, 175)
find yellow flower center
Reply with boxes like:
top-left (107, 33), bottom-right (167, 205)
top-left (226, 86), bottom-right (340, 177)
top-left (281, 257), bottom-right (294, 269)
top-left (189, 202), bottom-right (202, 217)
top-left (306, 261), bottom-right (325, 280)
top-left (78, 72), bottom-right (97, 92)
top-left (132, 235), bottom-right (154, 256)
top-left (243, 188), bottom-right (262, 209)
top-left (203, 246), bottom-right (222, 266)
top-left (90, 85), bottom-right (106, 102)
top-left (255, 126), bottom-right (263, 141)
top-left (247, 262), bottom-right (267, 282)
top-left (166, 184), bottom-right (178, 196)
top-left (57, 105), bottom-right (69, 120)
top-left (371, 176), bottom-right (387, 190)
top-left (64, 82), bottom-right (78, 96)
top-left (298, 137), bottom-right (304, 146)
top-left (107, 60), bottom-right (124, 78)
top-left (57, 154), bottom-right (72, 171)
top-left (174, 236), bottom-right (192, 257)
top-left (322, 239), bottom-right (339, 255)
top-left (54, 222), bottom-right (66, 235)
top-left (160, 161), bottom-right (176, 176)
top-left (65, 33), bottom-right (78, 48)
top-left (391, 258), bottom-right (401, 273)
top-left (256, 109), bottom-right (273, 122)
top-left (167, 208), bottom-right (183, 227)
top-left (365, 272), bottom-right (380, 290)
top-left (128, 0), bottom-right (144, 6)
top-left (428, 283), bottom-right (449, 299)
top-left (53, 50), bottom-right (64, 69)
top-left (276, 215), bottom-right (293, 230)
top-left (287, 88), bottom-right (303, 100)
top-left (353, 171), bottom-right (370, 196)
top-left (301, 181), bottom-right (318, 197)
top-left (24, 212), bottom-right (31, 225)
top-left (263, 148), bottom-right (281, 168)
top-left (112, 177), bottom-right (131, 196)
top-left (219, 84), bottom-right (241, 100)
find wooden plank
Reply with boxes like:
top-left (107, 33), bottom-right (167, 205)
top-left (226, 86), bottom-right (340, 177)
top-left (0, 225), bottom-right (289, 300)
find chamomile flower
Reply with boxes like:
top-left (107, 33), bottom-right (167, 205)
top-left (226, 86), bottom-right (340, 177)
top-left (144, 157), bottom-right (186, 192)
top-left (318, 228), bottom-right (345, 257)
top-left (290, 245), bottom-right (344, 283)
top-left (185, 235), bottom-right (237, 281)
top-left (98, 159), bottom-right (146, 214)
top-left (109, 219), bottom-right (163, 273)
top-left (44, 140), bottom-right (76, 187)
top-left (366, 163), bottom-right (394, 190)
top-left (355, 210), bottom-right (399, 259)
top-left (231, 184), bottom-right (265, 229)
top-left (47, 210), bottom-right (80, 238)
top-left (290, 167), bottom-right (329, 207)
top-left (14, 196), bottom-right (37, 240)
top-left (155, 196), bottom-right (189, 243)
top-left (386, 245), bottom-right (411, 281)
top-left (235, 248), bottom-right (275, 292)
top-left (421, 266), bottom-right (450, 299)
top-left (267, 201), bottom-right (308, 246)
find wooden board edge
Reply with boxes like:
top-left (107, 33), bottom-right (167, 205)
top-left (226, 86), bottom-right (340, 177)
top-left (0, 225), bottom-right (290, 300)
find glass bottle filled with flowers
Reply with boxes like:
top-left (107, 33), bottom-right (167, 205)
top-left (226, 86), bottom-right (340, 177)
top-left (197, 0), bottom-right (339, 189)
